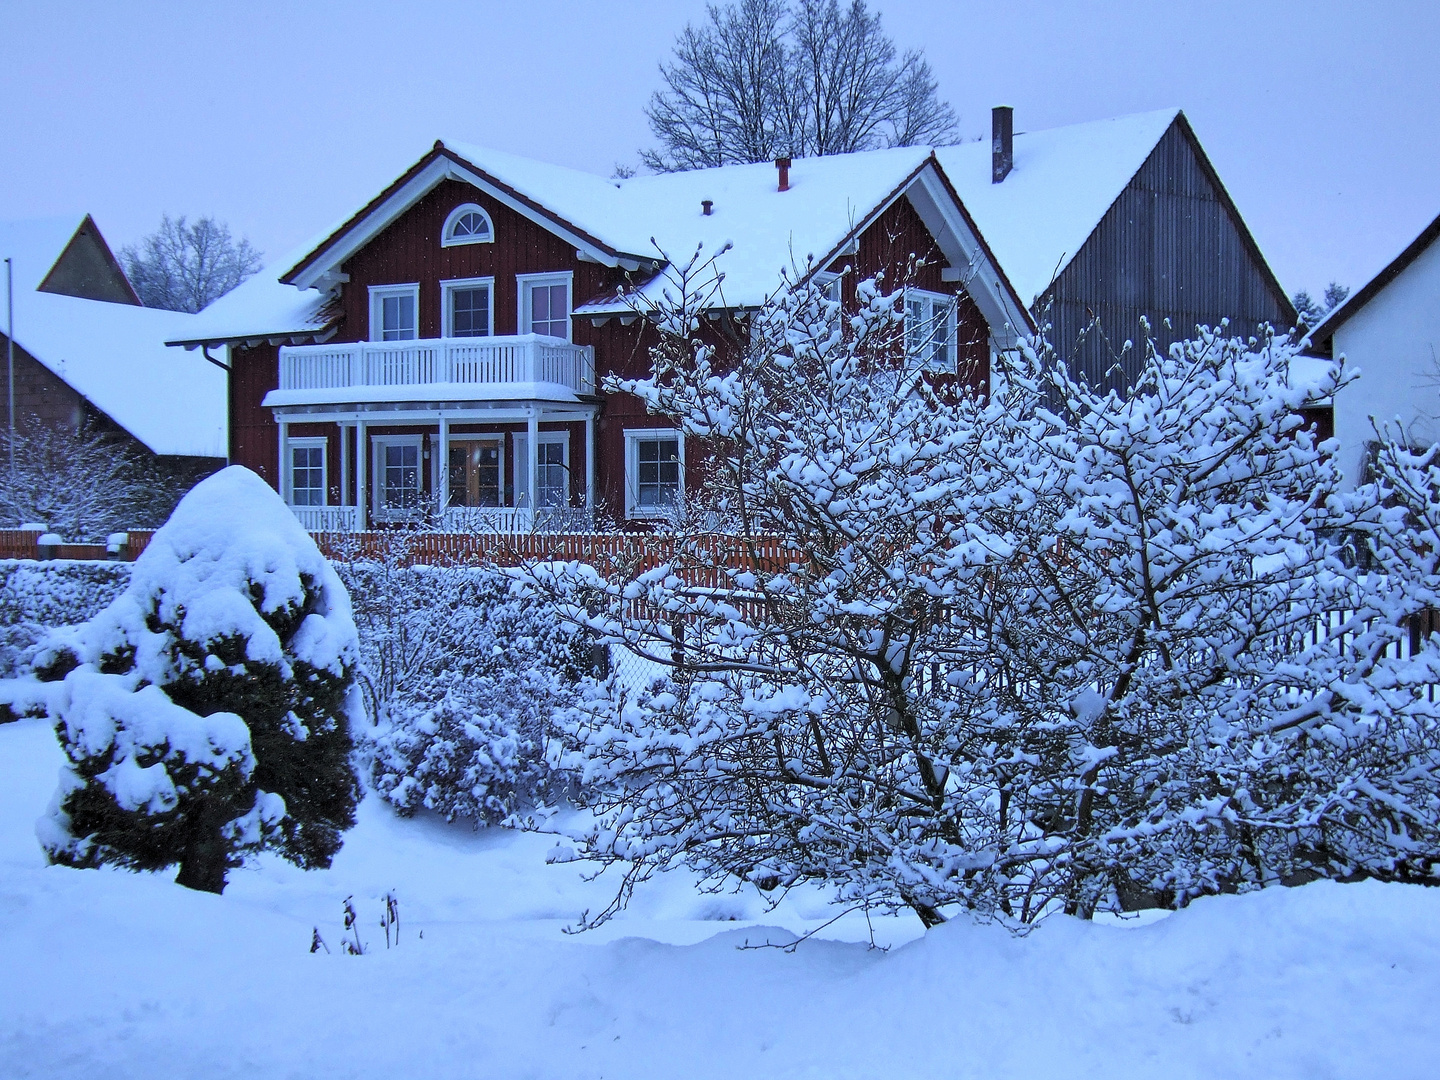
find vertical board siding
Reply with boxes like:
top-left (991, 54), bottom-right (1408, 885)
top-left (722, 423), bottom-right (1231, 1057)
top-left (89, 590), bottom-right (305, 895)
top-left (228, 178), bottom-right (997, 521)
top-left (1045, 122), bottom-right (1292, 392)
top-left (230, 342), bottom-right (281, 486)
top-left (846, 195), bottom-right (992, 392)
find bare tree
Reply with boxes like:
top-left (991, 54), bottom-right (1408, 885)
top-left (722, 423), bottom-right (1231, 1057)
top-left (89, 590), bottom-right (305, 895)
top-left (0, 418), bottom-right (198, 540)
top-left (642, 0), bottom-right (957, 172)
top-left (120, 214), bottom-right (263, 313)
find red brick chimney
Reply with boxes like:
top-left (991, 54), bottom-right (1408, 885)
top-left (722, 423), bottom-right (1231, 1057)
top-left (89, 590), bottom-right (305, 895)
top-left (775, 157), bottom-right (791, 192)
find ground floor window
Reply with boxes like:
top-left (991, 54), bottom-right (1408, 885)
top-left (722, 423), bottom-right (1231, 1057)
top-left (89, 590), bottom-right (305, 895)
top-left (288, 439), bottom-right (327, 506)
top-left (515, 433), bottom-right (569, 508)
top-left (374, 436), bottom-right (424, 513)
top-left (625, 428), bottom-right (682, 519)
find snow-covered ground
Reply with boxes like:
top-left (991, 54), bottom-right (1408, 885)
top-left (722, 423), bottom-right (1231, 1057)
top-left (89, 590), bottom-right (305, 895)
top-left (2, 713), bottom-right (1437, 1079)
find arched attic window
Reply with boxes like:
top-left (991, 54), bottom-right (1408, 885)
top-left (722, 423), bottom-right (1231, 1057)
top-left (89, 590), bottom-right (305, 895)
top-left (442, 203), bottom-right (494, 247)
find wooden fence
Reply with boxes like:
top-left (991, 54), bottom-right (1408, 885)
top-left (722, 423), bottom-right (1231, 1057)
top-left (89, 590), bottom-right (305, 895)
top-left (0, 530), bottom-right (155, 563)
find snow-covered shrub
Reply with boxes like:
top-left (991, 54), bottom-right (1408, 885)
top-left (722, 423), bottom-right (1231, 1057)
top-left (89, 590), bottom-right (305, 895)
top-left (0, 559), bottom-right (131, 680)
top-left (36, 466), bottom-right (362, 893)
top-left (534, 252), bottom-right (1440, 929)
top-left (335, 544), bottom-right (588, 825)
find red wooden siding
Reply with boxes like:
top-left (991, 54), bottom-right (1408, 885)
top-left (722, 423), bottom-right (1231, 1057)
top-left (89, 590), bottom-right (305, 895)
top-left (227, 177), bottom-right (996, 525)
top-left (230, 342), bottom-right (280, 486)
top-left (338, 178), bottom-right (627, 344)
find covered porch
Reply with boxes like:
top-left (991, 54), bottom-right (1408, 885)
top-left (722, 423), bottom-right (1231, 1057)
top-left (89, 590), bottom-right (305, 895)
top-left (274, 402), bottom-right (599, 533)
top-left (268, 335), bottom-right (599, 533)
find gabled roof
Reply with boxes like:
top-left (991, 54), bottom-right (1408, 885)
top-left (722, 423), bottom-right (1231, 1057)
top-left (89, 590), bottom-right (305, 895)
top-left (936, 109), bottom-right (1180, 306)
top-left (37, 215), bottom-right (141, 306)
top-left (1307, 210), bottom-right (1440, 356)
top-left (938, 109), bottom-right (1294, 328)
top-left (0, 216), bottom-right (226, 459)
top-left (571, 148), bottom-right (1030, 317)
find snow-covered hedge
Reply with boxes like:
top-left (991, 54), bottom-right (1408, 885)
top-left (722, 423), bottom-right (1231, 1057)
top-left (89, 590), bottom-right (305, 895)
top-left (37, 467), bottom-right (363, 893)
top-left (336, 554), bottom-right (591, 825)
top-left (0, 560), bottom-right (131, 680)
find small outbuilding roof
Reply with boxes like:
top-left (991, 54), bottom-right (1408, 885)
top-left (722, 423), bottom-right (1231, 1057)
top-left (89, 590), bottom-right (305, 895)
top-left (0, 217), bottom-right (226, 459)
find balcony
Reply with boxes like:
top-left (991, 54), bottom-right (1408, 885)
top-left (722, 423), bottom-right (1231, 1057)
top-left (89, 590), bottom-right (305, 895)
top-left (273, 334), bottom-right (596, 404)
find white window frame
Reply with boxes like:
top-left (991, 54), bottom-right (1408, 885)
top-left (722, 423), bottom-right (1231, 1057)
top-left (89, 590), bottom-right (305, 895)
top-left (514, 431), bottom-right (570, 509)
top-left (517, 271), bottom-right (574, 342)
top-left (368, 283), bottom-right (420, 343)
top-left (440, 276), bottom-right (496, 339)
top-left (624, 427), bottom-right (683, 520)
top-left (285, 437), bottom-right (328, 507)
top-left (441, 203), bottom-right (494, 247)
top-left (814, 270), bottom-right (843, 304)
top-left (371, 434), bottom-right (426, 519)
top-left (904, 288), bottom-right (958, 373)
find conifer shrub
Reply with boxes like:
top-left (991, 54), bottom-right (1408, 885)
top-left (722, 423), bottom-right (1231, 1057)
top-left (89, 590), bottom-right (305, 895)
top-left (35, 467), bottom-right (362, 893)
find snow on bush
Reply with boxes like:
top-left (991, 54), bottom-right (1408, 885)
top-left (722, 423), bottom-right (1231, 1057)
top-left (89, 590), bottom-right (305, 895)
top-left (335, 546), bottom-right (589, 826)
top-left (0, 559), bottom-right (130, 681)
top-left (533, 253), bottom-right (1440, 929)
top-left (35, 466), bottom-right (362, 893)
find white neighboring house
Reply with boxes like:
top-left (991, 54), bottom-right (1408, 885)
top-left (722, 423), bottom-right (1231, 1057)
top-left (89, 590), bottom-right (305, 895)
top-left (0, 216), bottom-right (227, 479)
top-left (1307, 211), bottom-right (1440, 487)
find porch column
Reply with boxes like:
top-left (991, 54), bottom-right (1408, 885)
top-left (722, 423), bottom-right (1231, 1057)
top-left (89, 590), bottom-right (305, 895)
top-left (339, 423), bottom-right (351, 510)
top-left (438, 415), bottom-right (450, 527)
top-left (527, 409), bottom-right (539, 525)
top-left (356, 419), bottom-right (367, 530)
top-left (277, 419), bottom-right (289, 503)
top-left (584, 413), bottom-right (596, 513)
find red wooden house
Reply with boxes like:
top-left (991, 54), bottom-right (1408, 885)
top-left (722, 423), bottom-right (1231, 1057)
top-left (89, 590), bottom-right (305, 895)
top-left (167, 108), bottom-right (1290, 532)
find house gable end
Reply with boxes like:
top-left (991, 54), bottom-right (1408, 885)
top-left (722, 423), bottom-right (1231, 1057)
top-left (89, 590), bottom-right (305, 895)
top-left (1045, 115), bottom-right (1296, 390)
top-left (334, 178), bottom-right (626, 343)
top-left (283, 146), bottom-right (636, 291)
top-left (37, 215), bottom-right (141, 306)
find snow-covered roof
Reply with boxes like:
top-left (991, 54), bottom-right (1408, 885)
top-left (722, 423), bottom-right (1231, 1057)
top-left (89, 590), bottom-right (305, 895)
top-left (0, 217), bottom-right (226, 459)
top-left (935, 109), bottom-right (1180, 306)
top-left (170, 110), bottom-right (1192, 345)
top-left (1307, 209), bottom-right (1440, 354)
top-left (167, 255), bottom-right (337, 348)
top-left (570, 146), bottom-right (937, 314)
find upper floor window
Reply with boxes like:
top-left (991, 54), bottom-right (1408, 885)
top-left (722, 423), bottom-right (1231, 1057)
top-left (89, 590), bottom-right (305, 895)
top-left (519, 272), bottom-right (572, 341)
top-left (442, 277), bottom-right (494, 337)
top-left (369, 283), bottom-right (419, 342)
top-left (442, 203), bottom-right (494, 247)
top-left (905, 289), bottom-right (958, 373)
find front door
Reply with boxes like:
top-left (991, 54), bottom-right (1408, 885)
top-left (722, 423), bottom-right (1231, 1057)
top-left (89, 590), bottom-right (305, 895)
top-left (448, 439), bottom-right (503, 507)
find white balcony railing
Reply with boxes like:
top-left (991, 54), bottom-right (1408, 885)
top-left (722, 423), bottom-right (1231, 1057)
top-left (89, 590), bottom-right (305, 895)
top-left (278, 335), bottom-right (595, 396)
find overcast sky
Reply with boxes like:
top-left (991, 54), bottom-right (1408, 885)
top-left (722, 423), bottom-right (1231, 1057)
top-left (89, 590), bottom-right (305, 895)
top-left (1, 0), bottom-right (1436, 299)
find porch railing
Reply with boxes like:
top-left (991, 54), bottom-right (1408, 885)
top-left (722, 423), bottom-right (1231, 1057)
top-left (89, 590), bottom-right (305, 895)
top-left (278, 335), bottom-right (596, 395)
top-left (289, 506), bottom-right (360, 532)
top-left (287, 505), bottom-right (595, 534)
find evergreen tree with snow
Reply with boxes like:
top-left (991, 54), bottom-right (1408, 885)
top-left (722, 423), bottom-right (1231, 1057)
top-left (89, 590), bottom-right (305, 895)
top-left (36, 467), bottom-right (362, 893)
